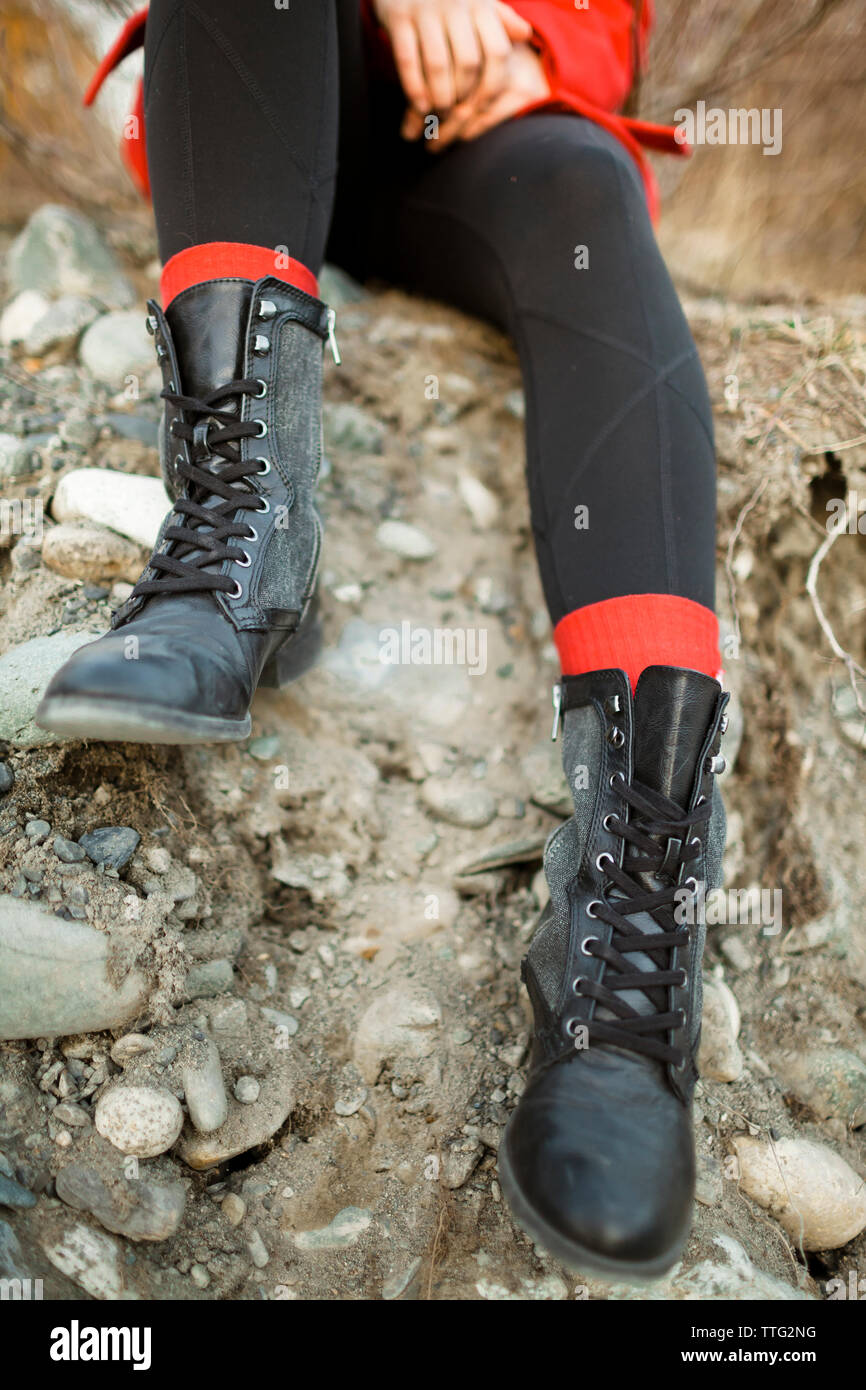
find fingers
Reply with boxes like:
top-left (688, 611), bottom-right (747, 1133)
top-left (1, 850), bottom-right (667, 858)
top-left (387, 2), bottom-right (530, 125)
top-left (495, 2), bottom-right (533, 42)
top-left (400, 106), bottom-right (426, 140)
top-left (390, 15), bottom-right (430, 114)
top-left (416, 7), bottom-right (457, 111)
top-left (444, 6), bottom-right (483, 106)
top-left (434, 98), bottom-right (480, 149)
top-left (471, 3), bottom-right (513, 110)
top-left (456, 87), bottom-right (523, 142)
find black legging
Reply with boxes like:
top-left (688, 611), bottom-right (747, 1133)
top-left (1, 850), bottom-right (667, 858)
top-left (143, 0), bottom-right (716, 624)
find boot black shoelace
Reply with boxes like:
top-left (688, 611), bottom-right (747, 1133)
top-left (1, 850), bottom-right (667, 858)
top-left (569, 772), bottom-right (714, 1067)
top-left (130, 380), bottom-right (270, 600)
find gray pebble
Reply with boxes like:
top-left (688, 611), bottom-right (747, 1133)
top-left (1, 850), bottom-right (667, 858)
top-left (233, 1076), bottom-right (260, 1105)
top-left (184, 959), bottom-right (234, 1000)
top-left (79, 826), bottom-right (140, 871)
top-left (54, 836), bottom-right (86, 863)
top-left (0, 1173), bottom-right (36, 1210)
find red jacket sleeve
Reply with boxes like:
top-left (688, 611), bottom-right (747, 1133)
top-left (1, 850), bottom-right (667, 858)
top-left (508, 0), bottom-right (651, 114)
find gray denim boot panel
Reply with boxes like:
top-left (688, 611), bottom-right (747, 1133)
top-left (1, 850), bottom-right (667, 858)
top-left (228, 306), bottom-right (324, 631)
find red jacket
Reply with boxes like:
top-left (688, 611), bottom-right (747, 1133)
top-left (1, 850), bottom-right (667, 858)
top-left (86, 1), bottom-right (687, 220)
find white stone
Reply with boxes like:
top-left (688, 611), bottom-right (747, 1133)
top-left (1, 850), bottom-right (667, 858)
top-left (732, 1136), bottom-right (866, 1251)
top-left (234, 1076), bottom-right (260, 1105)
top-left (79, 311), bottom-right (153, 387)
top-left (95, 1085), bottom-right (184, 1158)
top-left (354, 987), bottom-right (442, 1083)
top-left (698, 976), bottom-right (743, 1082)
top-left (0, 629), bottom-right (105, 749)
top-left (52, 468), bottom-right (171, 549)
top-left (458, 473), bottom-right (500, 529)
top-left (420, 777), bottom-right (497, 829)
top-left (0, 897), bottom-right (151, 1040)
top-left (376, 519), bottom-right (437, 560)
top-left (26, 295), bottom-right (100, 356)
top-left (42, 1223), bottom-right (131, 1301)
top-left (0, 290), bottom-right (50, 346)
top-left (110, 1034), bottom-right (155, 1065)
top-left (221, 1193), bottom-right (246, 1226)
top-left (182, 1038), bottom-right (228, 1135)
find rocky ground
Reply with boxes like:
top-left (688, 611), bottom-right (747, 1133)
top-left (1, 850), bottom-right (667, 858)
top-left (1, 204), bottom-right (866, 1301)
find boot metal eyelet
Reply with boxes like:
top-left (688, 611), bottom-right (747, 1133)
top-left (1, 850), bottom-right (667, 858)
top-left (244, 524), bottom-right (259, 543)
top-left (603, 813), bottom-right (618, 831)
top-left (258, 300), bottom-right (277, 320)
top-left (253, 336), bottom-right (270, 356)
top-left (255, 457), bottom-right (271, 476)
top-left (255, 496), bottom-right (271, 515)
top-left (678, 970), bottom-right (689, 989)
top-left (565, 1018), bottom-right (582, 1037)
top-left (572, 976), bottom-right (587, 994)
top-left (254, 420), bottom-right (268, 437)
top-left (581, 933), bottom-right (599, 953)
top-left (226, 579), bottom-right (243, 600)
top-left (609, 772), bottom-right (624, 790)
top-left (233, 550), bottom-right (252, 568)
top-left (253, 380), bottom-right (268, 399)
top-left (608, 726), bottom-right (625, 748)
top-left (595, 852), bottom-right (613, 872)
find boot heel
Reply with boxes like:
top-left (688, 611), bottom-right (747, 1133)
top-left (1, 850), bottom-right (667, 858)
top-left (258, 607), bottom-right (323, 689)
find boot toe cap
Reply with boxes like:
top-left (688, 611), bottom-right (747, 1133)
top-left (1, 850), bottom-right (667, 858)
top-left (503, 1057), bottom-right (694, 1271)
top-left (40, 618), bottom-right (249, 719)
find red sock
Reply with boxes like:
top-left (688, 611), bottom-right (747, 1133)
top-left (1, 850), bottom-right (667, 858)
top-left (554, 594), bottom-right (722, 693)
top-left (160, 241), bottom-right (319, 308)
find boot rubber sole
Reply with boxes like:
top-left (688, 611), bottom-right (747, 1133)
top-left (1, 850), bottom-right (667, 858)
top-left (497, 1125), bottom-right (687, 1284)
top-left (35, 612), bottom-right (323, 746)
top-left (34, 697), bottom-right (252, 746)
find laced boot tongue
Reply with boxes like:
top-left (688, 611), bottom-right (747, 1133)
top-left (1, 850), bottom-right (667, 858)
top-left (632, 666), bottom-right (720, 805)
top-left (594, 667), bottom-right (720, 1033)
top-left (165, 280), bottom-right (253, 399)
top-left (129, 280), bottom-right (266, 613)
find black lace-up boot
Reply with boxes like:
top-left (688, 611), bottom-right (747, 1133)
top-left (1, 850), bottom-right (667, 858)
top-left (499, 665), bottom-right (729, 1278)
top-left (37, 276), bottom-right (339, 743)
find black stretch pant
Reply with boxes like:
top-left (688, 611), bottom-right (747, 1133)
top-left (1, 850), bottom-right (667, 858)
top-left (143, 0), bottom-right (716, 623)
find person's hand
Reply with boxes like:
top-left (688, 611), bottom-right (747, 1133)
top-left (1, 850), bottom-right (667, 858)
top-left (401, 41), bottom-right (550, 147)
top-left (372, 0), bottom-right (533, 116)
